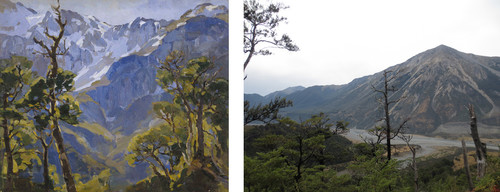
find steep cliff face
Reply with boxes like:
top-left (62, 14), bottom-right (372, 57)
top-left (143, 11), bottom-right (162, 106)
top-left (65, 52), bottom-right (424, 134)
top-left (247, 45), bottom-right (500, 137)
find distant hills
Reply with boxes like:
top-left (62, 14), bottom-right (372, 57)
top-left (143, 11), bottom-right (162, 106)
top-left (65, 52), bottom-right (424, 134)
top-left (1, 0), bottom-right (227, 185)
top-left (246, 45), bottom-right (500, 138)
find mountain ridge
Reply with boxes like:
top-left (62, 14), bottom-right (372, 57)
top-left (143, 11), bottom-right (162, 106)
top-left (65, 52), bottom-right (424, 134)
top-left (246, 45), bottom-right (500, 137)
top-left (1, 0), bottom-right (228, 185)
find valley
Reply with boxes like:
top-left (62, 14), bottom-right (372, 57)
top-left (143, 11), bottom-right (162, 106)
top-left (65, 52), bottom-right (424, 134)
top-left (344, 128), bottom-right (500, 160)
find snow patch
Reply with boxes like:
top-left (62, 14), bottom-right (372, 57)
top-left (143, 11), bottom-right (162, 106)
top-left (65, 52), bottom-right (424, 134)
top-left (90, 65), bottom-right (111, 80)
top-left (139, 20), bottom-right (146, 27)
top-left (205, 5), bottom-right (219, 11)
top-left (177, 22), bottom-right (186, 28)
top-left (74, 66), bottom-right (89, 82)
top-left (26, 14), bottom-right (44, 25)
top-left (72, 18), bottom-right (82, 25)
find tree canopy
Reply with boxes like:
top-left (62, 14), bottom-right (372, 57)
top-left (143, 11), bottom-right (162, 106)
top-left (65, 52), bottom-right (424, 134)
top-left (243, 0), bottom-right (299, 70)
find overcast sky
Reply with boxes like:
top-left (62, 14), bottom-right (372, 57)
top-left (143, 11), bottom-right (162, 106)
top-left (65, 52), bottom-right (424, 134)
top-left (14, 0), bottom-right (228, 25)
top-left (244, 0), bottom-right (500, 95)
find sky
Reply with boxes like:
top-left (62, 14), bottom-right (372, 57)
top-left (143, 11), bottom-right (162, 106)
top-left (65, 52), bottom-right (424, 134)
top-left (244, 0), bottom-right (500, 96)
top-left (13, 0), bottom-right (228, 25)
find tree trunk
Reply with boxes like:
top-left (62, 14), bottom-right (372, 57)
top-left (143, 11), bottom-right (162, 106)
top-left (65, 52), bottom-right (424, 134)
top-left (383, 74), bottom-right (392, 161)
top-left (243, 48), bottom-right (254, 71)
top-left (462, 140), bottom-right (474, 191)
top-left (411, 148), bottom-right (418, 192)
top-left (32, 1), bottom-right (75, 191)
top-left (3, 95), bottom-right (13, 192)
top-left (468, 104), bottom-right (487, 179)
top-left (195, 101), bottom-right (205, 164)
top-left (41, 138), bottom-right (51, 192)
top-left (52, 123), bottom-right (76, 192)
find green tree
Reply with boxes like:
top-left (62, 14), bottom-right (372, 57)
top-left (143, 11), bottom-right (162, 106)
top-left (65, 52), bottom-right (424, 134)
top-left (74, 169), bottom-right (111, 192)
top-left (127, 125), bottom-right (182, 190)
top-left (30, 102), bottom-right (55, 192)
top-left (243, 0), bottom-right (299, 71)
top-left (31, 1), bottom-right (81, 191)
top-left (244, 96), bottom-right (292, 125)
top-left (0, 56), bottom-right (37, 192)
top-left (348, 150), bottom-right (400, 192)
top-left (128, 51), bottom-right (228, 191)
top-left (245, 114), bottom-right (349, 192)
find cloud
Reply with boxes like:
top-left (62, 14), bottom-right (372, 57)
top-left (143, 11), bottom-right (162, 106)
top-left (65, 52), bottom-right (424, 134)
top-left (245, 0), bottom-right (500, 95)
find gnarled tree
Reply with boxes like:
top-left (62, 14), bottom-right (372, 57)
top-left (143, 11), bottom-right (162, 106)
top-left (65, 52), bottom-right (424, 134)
top-left (0, 56), bottom-right (36, 192)
top-left (467, 104), bottom-right (487, 179)
top-left (31, 1), bottom-right (80, 191)
top-left (128, 51), bottom-right (228, 191)
top-left (243, 0), bottom-right (299, 71)
top-left (244, 96), bottom-right (292, 125)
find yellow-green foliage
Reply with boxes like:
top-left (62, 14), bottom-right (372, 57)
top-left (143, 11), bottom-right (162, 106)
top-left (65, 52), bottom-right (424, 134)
top-left (1, 147), bottom-right (40, 174)
top-left (125, 51), bottom-right (228, 190)
top-left (61, 127), bottom-right (91, 151)
top-left (76, 92), bottom-right (96, 104)
top-left (78, 122), bottom-right (113, 142)
top-left (49, 164), bottom-right (61, 187)
top-left (126, 125), bottom-right (187, 184)
top-left (216, 13), bottom-right (228, 23)
top-left (1, 120), bottom-right (39, 174)
top-left (75, 169), bottom-right (111, 192)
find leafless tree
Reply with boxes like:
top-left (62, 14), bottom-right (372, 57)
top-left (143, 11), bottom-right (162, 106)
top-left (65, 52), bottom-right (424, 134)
top-left (372, 70), bottom-right (410, 160)
top-left (467, 104), bottom-right (487, 179)
top-left (400, 134), bottom-right (418, 192)
top-left (461, 140), bottom-right (474, 191)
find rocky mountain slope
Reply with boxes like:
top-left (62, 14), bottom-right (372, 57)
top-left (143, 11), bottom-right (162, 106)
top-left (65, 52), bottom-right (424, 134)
top-left (246, 45), bottom-right (500, 138)
top-left (1, 0), bottom-right (228, 185)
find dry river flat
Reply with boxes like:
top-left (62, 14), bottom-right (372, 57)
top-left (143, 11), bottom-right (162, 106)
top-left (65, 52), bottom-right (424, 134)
top-left (344, 129), bottom-right (500, 160)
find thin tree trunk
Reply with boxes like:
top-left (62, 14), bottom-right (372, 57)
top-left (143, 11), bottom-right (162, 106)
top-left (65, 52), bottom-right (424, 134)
top-left (3, 95), bottom-right (13, 192)
top-left (383, 74), bottom-right (392, 161)
top-left (412, 151), bottom-right (418, 192)
top-left (408, 144), bottom-right (418, 192)
top-left (243, 48), bottom-right (254, 71)
top-left (468, 104), bottom-right (487, 179)
top-left (41, 138), bottom-right (51, 192)
top-left (52, 121), bottom-right (76, 192)
top-left (48, 63), bottom-right (77, 192)
top-left (0, 148), bottom-right (4, 190)
top-left (195, 101), bottom-right (205, 164)
top-left (33, 1), bottom-right (76, 191)
top-left (462, 140), bottom-right (474, 191)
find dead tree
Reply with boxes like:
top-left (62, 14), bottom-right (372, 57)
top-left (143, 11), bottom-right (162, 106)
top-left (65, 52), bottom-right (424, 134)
top-left (461, 140), bottom-right (474, 191)
top-left (361, 126), bottom-right (386, 157)
top-left (467, 104), bottom-right (487, 179)
top-left (372, 70), bottom-right (409, 160)
top-left (400, 134), bottom-right (418, 192)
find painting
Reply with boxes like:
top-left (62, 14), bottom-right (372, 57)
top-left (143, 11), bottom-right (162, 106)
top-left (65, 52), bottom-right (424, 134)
top-left (0, 0), bottom-right (228, 191)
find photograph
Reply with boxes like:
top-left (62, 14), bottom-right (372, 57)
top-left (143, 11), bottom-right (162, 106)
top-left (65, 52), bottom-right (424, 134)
top-left (0, 0), bottom-right (228, 191)
top-left (244, 0), bottom-right (500, 191)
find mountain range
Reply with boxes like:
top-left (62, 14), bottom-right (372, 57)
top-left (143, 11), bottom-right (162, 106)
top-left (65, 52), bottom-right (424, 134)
top-left (246, 45), bottom-right (500, 138)
top-left (1, 0), bottom-right (228, 186)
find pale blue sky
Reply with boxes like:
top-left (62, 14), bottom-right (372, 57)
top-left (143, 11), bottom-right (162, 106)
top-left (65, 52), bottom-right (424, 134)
top-left (14, 0), bottom-right (228, 25)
